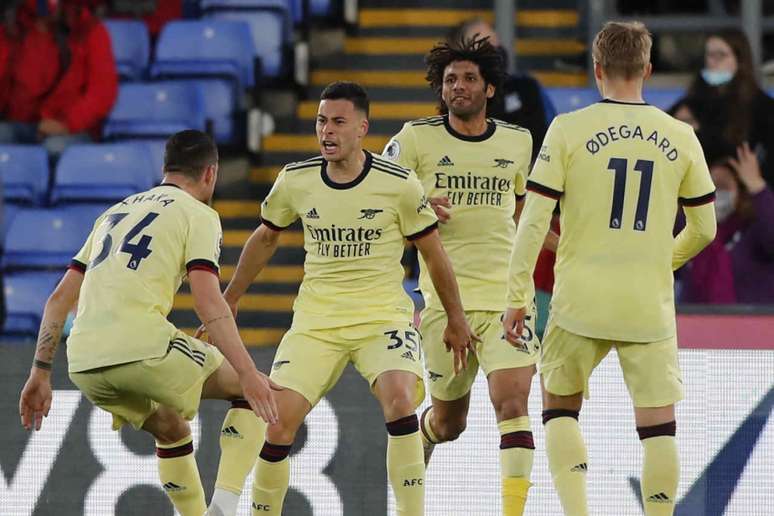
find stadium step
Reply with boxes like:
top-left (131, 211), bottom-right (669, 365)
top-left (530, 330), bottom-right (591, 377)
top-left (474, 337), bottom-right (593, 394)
top-left (169, 1), bottom-right (588, 347)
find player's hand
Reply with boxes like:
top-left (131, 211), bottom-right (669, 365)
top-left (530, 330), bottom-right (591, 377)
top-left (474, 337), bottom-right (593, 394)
top-left (37, 118), bottom-right (69, 137)
top-left (443, 316), bottom-right (480, 375)
top-left (429, 197), bottom-right (452, 223)
top-left (19, 370), bottom-right (53, 431)
top-left (239, 370), bottom-right (282, 425)
top-left (729, 142), bottom-right (766, 195)
top-left (503, 307), bottom-right (527, 347)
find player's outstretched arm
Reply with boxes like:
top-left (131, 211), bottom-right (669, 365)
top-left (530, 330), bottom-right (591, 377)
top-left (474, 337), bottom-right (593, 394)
top-left (223, 224), bottom-right (281, 310)
top-left (413, 230), bottom-right (479, 374)
top-left (505, 192), bottom-right (555, 345)
top-left (19, 269), bottom-right (83, 431)
top-left (673, 202), bottom-right (717, 270)
top-left (189, 270), bottom-right (279, 424)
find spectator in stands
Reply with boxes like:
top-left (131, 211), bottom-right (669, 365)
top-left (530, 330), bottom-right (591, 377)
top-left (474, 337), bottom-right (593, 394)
top-left (0, 0), bottom-right (117, 158)
top-left (449, 18), bottom-right (555, 161)
top-left (672, 29), bottom-right (774, 188)
top-left (678, 143), bottom-right (774, 304)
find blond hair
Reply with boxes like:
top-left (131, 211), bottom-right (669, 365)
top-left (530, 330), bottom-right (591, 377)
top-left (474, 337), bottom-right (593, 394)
top-left (592, 21), bottom-right (652, 79)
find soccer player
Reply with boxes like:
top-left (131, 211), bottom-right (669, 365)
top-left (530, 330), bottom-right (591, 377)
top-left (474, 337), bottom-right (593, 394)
top-left (384, 36), bottom-right (539, 515)
top-left (18, 130), bottom-right (279, 516)
top-left (220, 81), bottom-right (476, 516)
top-left (503, 22), bottom-right (717, 516)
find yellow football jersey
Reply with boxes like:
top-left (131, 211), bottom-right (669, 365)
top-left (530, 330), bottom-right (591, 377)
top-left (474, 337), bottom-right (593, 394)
top-left (67, 184), bottom-right (223, 372)
top-left (384, 115), bottom-right (532, 312)
top-left (260, 151), bottom-right (438, 330)
top-left (509, 99), bottom-right (715, 342)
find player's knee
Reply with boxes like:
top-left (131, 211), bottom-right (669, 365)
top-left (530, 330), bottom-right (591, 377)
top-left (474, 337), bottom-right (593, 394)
top-left (150, 416), bottom-right (191, 445)
top-left (265, 420), bottom-right (299, 445)
top-left (434, 416), bottom-right (467, 442)
top-left (492, 396), bottom-right (529, 421)
top-left (381, 391), bottom-right (416, 420)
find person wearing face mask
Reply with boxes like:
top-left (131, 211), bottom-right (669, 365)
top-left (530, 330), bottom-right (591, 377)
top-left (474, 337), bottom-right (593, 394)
top-left (678, 143), bottom-right (774, 304)
top-left (670, 29), bottom-right (774, 188)
top-left (448, 18), bottom-right (556, 162)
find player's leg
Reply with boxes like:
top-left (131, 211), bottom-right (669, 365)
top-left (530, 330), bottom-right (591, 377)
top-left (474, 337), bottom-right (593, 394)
top-left (418, 308), bottom-right (479, 464)
top-left (488, 366), bottom-right (535, 516)
top-left (480, 310), bottom-right (539, 516)
top-left (353, 321), bottom-right (427, 516)
top-left (251, 326), bottom-right (348, 516)
top-left (200, 354), bottom-right (265, 516)
top-left (142, 405), bottom-right (207, 516)
top-left (374, 370), bottom-right (426, 516)
top-left (617, 337), bottom-right (683, 516)
top-left (539, 322), bottom-right (611, 516)
top-left (250, 388), bottom-right (311, 516)
top-left (72, 358), bottom-right (209, 516)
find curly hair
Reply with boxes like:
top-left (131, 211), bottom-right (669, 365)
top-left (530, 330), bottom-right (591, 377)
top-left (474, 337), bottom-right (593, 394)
top-left (424, 34), bottom-right (505, 115)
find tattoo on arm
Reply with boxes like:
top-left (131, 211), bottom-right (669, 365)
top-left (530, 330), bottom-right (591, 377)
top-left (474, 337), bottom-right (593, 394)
top-left (34, 321), bottom-right (64, 365)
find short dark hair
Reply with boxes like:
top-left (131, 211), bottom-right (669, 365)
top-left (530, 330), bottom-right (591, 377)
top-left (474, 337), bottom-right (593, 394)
top-left (425, 34), bottom-right (505, 115)
top-left (320, 81), bottom-right (370, 118)
top-left (163, 130), bottom-right (218, 179)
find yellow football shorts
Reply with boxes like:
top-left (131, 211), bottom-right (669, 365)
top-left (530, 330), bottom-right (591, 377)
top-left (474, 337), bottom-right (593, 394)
top-left (69, 330), bottom-right (224, 430)
top-left (420, 309), bottom-right (539, 401)
top-left (270, 320), bottom-right (425, 407)
top-left (540, 321), bottom-right (683, 407)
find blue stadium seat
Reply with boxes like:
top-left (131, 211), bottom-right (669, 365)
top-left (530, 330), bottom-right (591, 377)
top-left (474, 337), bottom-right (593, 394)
top-left (52, 144), bottom-right (156, 204)
top-left (644, 88), bottom-right (684, 111)
top-left (201, 0), bottom-right (292, 42)
top-left (204, 11), bottom-right (285, 79)
top-left (128, 140), bottom-right (167, 182)
top-left (0, 145), bottom-right (49, 205)
top-left (151, 20), bottom-right (256, 89)
top-left (180, 79), bottom-right (237, 143)
top-left (105, 20), bottom-right (150, 81)
top-left (104, 82), bottom-right (206, 139)
top-left (545, 88), bottom-right (601, 114)
top-left (1, 203), bottom-right (19, 251)
top-left (3, 272), bottom-right (62, 334)
top-left (2, 204), bottom-right (108, 270)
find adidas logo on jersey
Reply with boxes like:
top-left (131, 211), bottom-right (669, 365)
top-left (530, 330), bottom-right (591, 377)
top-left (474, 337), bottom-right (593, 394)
top-left (647, 492), bottom-right (672, 503)
top-left (221, 426), bottom-right (243, 439)
top-left (306, 208), bottom-right (320, 219)
top-left (163, 482), bottom-right (186, 492)
top-left (570, 463), bottom-right (588, 473)
top-left (401, 350), bottom-right (415, 361)
top-left (437, 155), bottom-right (454, 166)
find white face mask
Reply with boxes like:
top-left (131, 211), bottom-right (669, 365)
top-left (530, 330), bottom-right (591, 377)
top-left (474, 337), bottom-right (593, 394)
top-left (701, 68), bottom-right (734, 86)
top-left (714, 189), bottom-right (736, 222)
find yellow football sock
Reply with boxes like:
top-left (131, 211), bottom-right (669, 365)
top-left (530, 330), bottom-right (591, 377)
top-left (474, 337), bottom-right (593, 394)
top-left (251, 443), bottom-right (291, 516)
top-left (215, 401), bottom-right (266, 494)
top-left (498, 417), bottom-right (534, 516)
top-left (156, 436), bottom-right (206, 516)
top-left (544, 410), bottom-right (588, 516)
top-left (387, 415), bottom-right (425, 516)
top-left (639, 422), bottom-right (679, 516)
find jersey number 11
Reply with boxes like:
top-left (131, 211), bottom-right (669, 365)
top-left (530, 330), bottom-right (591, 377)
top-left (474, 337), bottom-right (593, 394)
top-left (606, 157), bottom-right (655, 232)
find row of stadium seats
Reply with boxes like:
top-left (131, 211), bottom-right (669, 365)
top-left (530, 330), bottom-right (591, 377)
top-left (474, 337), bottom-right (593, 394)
top-left (1, 143), bottom-right (163, 208)
top-left (106, 81), bottom-right (237, 144)
top-left (107, 0), bottom-right (336, 84)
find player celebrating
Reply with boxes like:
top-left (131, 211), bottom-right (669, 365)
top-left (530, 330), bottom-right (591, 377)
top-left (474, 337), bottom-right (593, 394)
top-left (222, 81), bottom-right (476, 516)
top-left (18, 130), bottom-right (279, 516)
top-left (384, 36), bottom-right (539, 515)
top-left (504, 22), bottom-right (717, 516)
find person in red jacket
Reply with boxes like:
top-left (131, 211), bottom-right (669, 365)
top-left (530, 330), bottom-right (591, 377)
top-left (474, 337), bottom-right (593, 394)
top-left (0, 0), bottom-right (117, 158)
